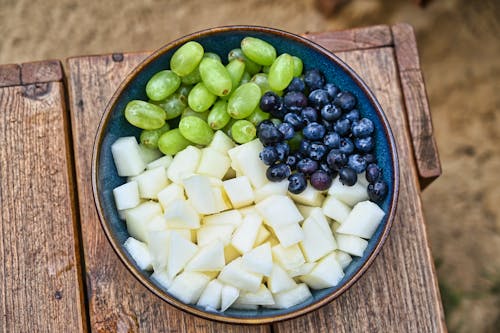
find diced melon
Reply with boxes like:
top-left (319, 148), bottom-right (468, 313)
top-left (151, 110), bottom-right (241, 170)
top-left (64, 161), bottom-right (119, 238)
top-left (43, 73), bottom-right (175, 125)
top-left (299, 216), bottom-right (337, 262)
top-left (336, 200), bottom-right (385, 239)
top-left (238, 205), bottom-right (258, 217)
top-left (230, 301), bottom-right (259, 310)
top-left (335, 234), bottom-right (368, 257)
top-left (167, 146), bottom-right (201, 184)
top-left (113, 181), bottom-right (140, 210)
top-left (224, 244), bottom-right (241, 263)
top-left (138, 144), bottom-right (163, 164)
top-left (268, 264), bottom-right (297, 293)
top-left (220, 284), bottom-right (239, 312)
top-left (125, 201), bottom-right (162, 242)
top-left (296, 204), bottom-right (316, 219)
top-left (333, 250), bottom-right (353, 269)
top-left (223, 176), bottom-right (255, 208)
top-left (273, 222), bottom-right (304, 247)
top-left (322, 196), bottom-right (352, 224)
top-left (203, 210), bottom-right (242, 228)
top-left (289, 184), bottom-right (324, 206)
top-left (164, 199), bottom-right (200, 229)
top-left (212, 186), bottom-right (231, 212)
top-left (183, 175), bottom-right (219, 214)
top-left (165, 228), bottom-right (192, 242)
top-left (168, 271), bottom-right (211, 304)
top-left (167, 231), bottom-right (198, 279)
top-left (197, 224), bottom-right (235, 246)
top-left (136, 166), bottom-right (169, 199)
top-left (124, 237), bottom-right (153, 271)
top-left (147, 214), bottom-right (168, 232)
top-left (231, 213), bottom-right (262, 254)
top-left (309, 208), bottom-right (334, 235)
top-left (237, 284), bottom-right (274, 305)
top-left (256, 195), bottom-right (303, 228)
top-left (242, 242), bottom-right (273, 276)
top-left (300, 253), bottom-right (344, 289)
top-left (197, 279), bottom-right (223, 310)
top-left (185, 240), bottom-right (225, 272)
top-left (146, 155), bottom-right (173, 170)
top-left (268, 283), bottom-right (311, 309)
top-left (272, 243), bottom-right (305, 270)
top-left (228, 139), bottom-right (268, 188)
top-left (218, 258), bottom-right (262, 292)
top-left (151, 269), bottom-right (173, 289)
top-left (147, 229), bottom-right (170, 271)
top-left (254, 225), bottom-right (271, 247)
top-left (254, 180), bottom-right (289, 202)
top-left (209, 130), bottom-right (236, 154)
top-left (286, 262), bottom-right (315, 278)
top-left (196, 147), bottom-right (231, 179)
top-left (207, 176), bottom-right (224, 187)
top-left (157, 183), bottom-right (185, 210)
top-left (328, 176), bottom-right (369, 206)
top-left (357, 172), bottom-right (370, 187)
top-left (111, 136), bottom-right (146, 177)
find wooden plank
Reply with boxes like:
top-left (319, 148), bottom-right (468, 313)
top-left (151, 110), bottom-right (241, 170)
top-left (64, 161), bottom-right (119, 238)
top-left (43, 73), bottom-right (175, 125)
top-left (302, 25), bottom-right (393, 52)
top-left (0, 63), bottom-right (87, 332)
top-left (392, 23), bottom-right (441, 188)
top-left (65, 52), bottom-right (270, 333)
top-left (273, 48), bottom-right (446, 332)
top-left (0, 63), bottom-right (21, 87)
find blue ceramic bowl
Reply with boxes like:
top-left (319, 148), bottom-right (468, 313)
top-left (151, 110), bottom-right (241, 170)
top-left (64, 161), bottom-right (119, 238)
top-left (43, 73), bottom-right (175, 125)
top-left (92, 25), bottom-right (399, 324)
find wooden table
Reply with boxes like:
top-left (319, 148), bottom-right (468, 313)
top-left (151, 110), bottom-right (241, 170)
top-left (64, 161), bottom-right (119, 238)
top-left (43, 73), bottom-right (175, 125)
top-left (0, 24), bottom-right (445, 332)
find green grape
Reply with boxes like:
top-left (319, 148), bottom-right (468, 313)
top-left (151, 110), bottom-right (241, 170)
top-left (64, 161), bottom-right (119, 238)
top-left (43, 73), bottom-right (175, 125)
top-left (246, 106), bottom-right (270, 125)
top-left (181, 66), bottom-right (201, 85)
top-left (140, 124), bottom-right (170, 149)
top-left (231, 120), bottom-right (256, 144)
top-left (228, 48), bottom-right (261, 75)
top-left (199, 57), bottom-right (232, 97)
top-left (268, 53), bottom-right (294, 91)
top-left (187, 82), bottom-right (217, 112)
top-left (157, 128), bottom-right (192, 155)
top-left (251, 73), bottom-right (271, 95)
top-left (203, 52), bottom-right (222, 62)
top-left (226, 58), bottom-right (246, 91)
top-left (292, 56), bottom-right (303, 77)
top-left (182, 107), bottom-right (209, 121)
top-left (222, 118), bottom-right (238, 138)
top-left (124, 100), bottom-right (166, 130)
top-left (240, 71), bottom-right (251, 85)
top-left (288, 131), bottom-right (303, 151)
top-left (153, 92), bottom-right (186, 120)
top-left (146, 70), bottom-right (181, 101)
top-left (262, 65), bottom-right (270, 74)
top-left (179, 116), bottom-right (214, 145)
top-left (227, 82), bottom-right (261, 119)
top-left (170, 41), bottom-right (204, 77)
top-left (207, 100), bottom-right (230, 130)
top-left (241, 37), bottom-right (276, 66)
top-left (177, 84), bottom-right (192, 99)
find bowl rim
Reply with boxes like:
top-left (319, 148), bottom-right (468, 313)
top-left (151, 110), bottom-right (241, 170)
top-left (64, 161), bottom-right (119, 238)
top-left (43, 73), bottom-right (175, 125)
top-left (92, 24), bottom-right (399, 325)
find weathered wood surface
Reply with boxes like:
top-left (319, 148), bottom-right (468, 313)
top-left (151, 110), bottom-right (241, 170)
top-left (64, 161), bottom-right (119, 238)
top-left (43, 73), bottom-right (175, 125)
top-left (66, 53), bottom-right (270, 333)
top-left (0, 60), bottom-right (63, 87)
top-left (0, 61), bottom-right (87, 332)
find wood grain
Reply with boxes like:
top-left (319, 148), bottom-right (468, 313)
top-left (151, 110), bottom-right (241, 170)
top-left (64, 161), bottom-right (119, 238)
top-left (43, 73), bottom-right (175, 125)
top-left (20, 60), bottom-right (63, 85)
top-left (0, 65), bottom-right (86, 332)
top-left (66, 52), bottom-right (270, 333)
top-left (273, 48), bottom-right (446, 332)
top-left (0, 63), bottom-right (21, 87)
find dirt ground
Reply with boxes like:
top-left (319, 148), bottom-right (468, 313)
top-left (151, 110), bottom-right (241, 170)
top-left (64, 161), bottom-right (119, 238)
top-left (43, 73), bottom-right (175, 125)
top-left (1, 0), bottom-right (498, 331)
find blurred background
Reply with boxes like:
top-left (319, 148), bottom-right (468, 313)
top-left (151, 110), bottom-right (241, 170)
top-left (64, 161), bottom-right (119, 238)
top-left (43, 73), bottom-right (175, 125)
top-left (1, 0), bottom-right (498, 331)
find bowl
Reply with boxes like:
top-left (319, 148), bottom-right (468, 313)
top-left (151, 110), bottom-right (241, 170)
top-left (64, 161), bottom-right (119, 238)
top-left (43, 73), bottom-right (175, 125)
top-left (92, 25), bottom-right (399, 324)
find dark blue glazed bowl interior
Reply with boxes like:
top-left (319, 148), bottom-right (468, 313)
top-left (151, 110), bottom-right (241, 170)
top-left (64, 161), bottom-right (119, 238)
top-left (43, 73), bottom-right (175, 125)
top-left (93, 26), bottom-right (398, 323)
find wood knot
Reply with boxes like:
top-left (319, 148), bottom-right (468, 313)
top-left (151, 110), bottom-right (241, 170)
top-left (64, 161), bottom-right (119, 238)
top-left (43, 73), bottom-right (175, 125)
top-left (22, 82), bottom-right (51, 100)
top-left (54, 290), bottom-right (62, 300)
top-left (112, 53), bottom-right (124, 62)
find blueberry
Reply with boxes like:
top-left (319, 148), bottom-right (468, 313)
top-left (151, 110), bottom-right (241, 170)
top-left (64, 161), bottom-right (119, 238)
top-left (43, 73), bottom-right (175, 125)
top-left (286, 155), bottom-right (299, 169)
top-left (301, 107), bottom-right (318, 123)
top-left (352, 118), bottom-right (374, 138)
top-left (278, 122), bottom-right (295, 140)
top-left (334, 91), bottom-right (357, 111)
top-left (321, 119), bottom-right (333, 131)
top-left (284, 91), bottom-right (307, 112)
top-left (297, 158), bottom-right (318, 175)
top-left (347, 154), bottom-right (367, 173)
top-left (354, 136), bottom-right (374, 153)
top-left (324, 83), bottom-right (340, 100)
top-left (339, 138), bottom-right (355, 155)
top-left (288, 173), bottom-right (307, 194)
top-left (319, 162), bottom-right (335, 176)
top-left (266, 163), bottom-right (291, 182)
top-left (334, 118), bottom-right (351, 136)
top-left (326, 149), bottom-right (347, 171)
top-left (308, 89), bottom-right (330, 110)
top-left (309, 142), bottom-right (327, 161)
top-left (304, 69), bottom-right (325, 90)
top-left (368, 180), bottom-right (388, 203)
top-left (275, 142), bottom-right (290, 161)
top-left (269, 103), bottom-right (287, 118)
top-left (284, 112), bottom-right (306, 130)
top-left (298, 139), bottom-right (311, 155)
top-left (260, 91), bottom-right (282, 113)
top-left (339, 167), bottom-right (357, 186)
top-left (364, 153), bottom-right (376, 164)
top-left (302, 122), bottom-right (326, 141)
top-left (365, 163), bottom-right (381, 183)
top-left (257, 122), bottom-right (283, 146)
top-left (310, 170), bottom-right (333, 191)
top-left (344, 109), bottom-right (360, 122)
top-left (294, 151), bottom-right (306, 160)
top-left (259, 146), bottom-right (279, 165)
top-left (320, 104), bottom-right (342, 122)
top-left (323, 132), bottom-right (341, 149)
top-left (286, 77), bottom-right (306, 92)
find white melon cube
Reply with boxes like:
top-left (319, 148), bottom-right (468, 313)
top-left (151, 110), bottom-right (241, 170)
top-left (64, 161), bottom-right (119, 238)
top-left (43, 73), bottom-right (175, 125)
top-left (212, 186), bottom-right (231, 212)
top-left (272, 243), bottom-right (305, 270)
top-left (168, 271), bottom-right (211, 304)
top-left (228, 139), bottom-right (268, 188)
top-left (220, 284), bottom-right (240, 312)
top-left (138, 144), bottom-right (163, 164)
top-left (136, 166), bottom-right (169, 199)
top-left (289, 184), bottom-right (324, 206)
top-left (309, 208), bottom-right (334, 235)
top-left (113, 181), bottom-right (140, 210)
top-left (164, 199), bottom-right (200, 229)
top-left (111, 136), bottom-right (146, 177)
top-left (268, 283), bottom-right (311, 309)
top-left (299, 216), bottom-right (337, 263)
top-left (185, 240), bottom-right (225, 272)
top-left (296, 204), bottom-right (316, 219)
top-left (357, 172), bottom-right (370, 187)
top-left (166, 231), bottom-right (198, 279)
top-left (273, 223), bottom-right (304, 247)
top-left (336, 200), bottom-right (385, 239)
top-left (254, 226), bottom-right (271, 247)
top-left (335, 234), bottom-right (368, 257)
top-left (157, 183), bottom-right (185, 210)
top-left (118, 208), bottom-right (129, 220)
top-left (203, 209), bottom-right (242, 227)
top-left (209, 130), bottom-right (236, 154)
top-left (242, 242), bottom-right (273, 276)
top-left (254, 180), bottom-right (289, 202)
top-left (151, 269), bottom-right (173, 289)
top-left (197, 224), bottom-right (235, 246)
top-left (167, 146), bottom-right (201, 184)
top-left (166, 229), bottom-right (192, 242)
top-left (286, 262), bottom-right (315, 278)
top-left (333, 250), bottom-right (353, 270)
top-left (268, 264), bottom-right (297, 293)
top-left (146, 155), bottom-right (173, 170)
top-left (218, 258), bottom-right (262, 292)
top-left (196, 147), bottom-right (231, 179)
top-left (328, 176), bottom-right (369, 206)
top-left (300, 253), bottom-right (344, 289)
top-left (147, 229), bottom-right (170, 271)
top-left (223, 176), bottom-right (255, 208)
top-left (230, 301), bottom-right (258, 310)
top-left (238, 205), bottom-right (258, 217)
top-left (147, 214), bottom-right (168, 232)
top-left (322, 196), bottom-right (352, 224)
top-left (224, 244), bottom-right (241, 263)
top-left (183, 175), bottom-right (219, 214)
top-left (256, 195), bottom-right (303, 228)
top-left (125, 201), bottom-right (163, 242)
top-left (124, 237), bottom-right (153, 271)
top-left (237, 284), bottom-right (274, 305)
top-left (197, 279), bottom-right (223, 310)
top-left (231, 213), bottom-right (262, 254)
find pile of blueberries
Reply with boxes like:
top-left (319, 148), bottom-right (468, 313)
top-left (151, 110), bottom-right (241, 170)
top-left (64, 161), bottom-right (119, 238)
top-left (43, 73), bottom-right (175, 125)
top-left (257, 69), bottom-right (388, 203)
